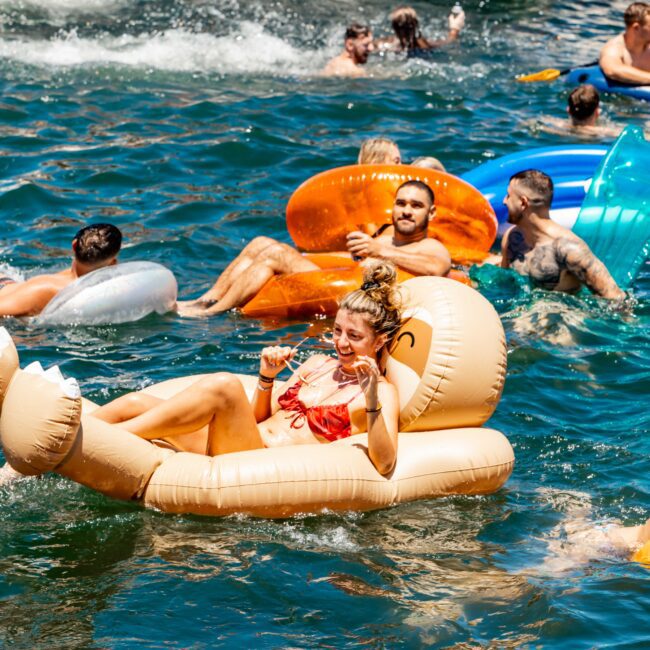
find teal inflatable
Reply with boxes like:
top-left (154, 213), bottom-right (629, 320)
top-left (566, 66), bottom-right (650, 102)
top-left (573, 126), bottom-right (650, 289)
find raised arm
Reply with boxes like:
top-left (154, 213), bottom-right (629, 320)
top-left (556, 238), bottom-right (625, 299)
top-left (353, 356), bottom-right (399, 475)
top-left (600, 38), bottom-right (650, 84)
top-left (0, 279), bottom-right (58, 317)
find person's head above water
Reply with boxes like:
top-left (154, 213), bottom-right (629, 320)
top-left (624, 2), bottom-right (650, 28)
top-left (390, 6), bottom-right (421, 50)
top-left (503, 169), bottom-right (554, 223)
top-left (344, 23), bottom-right (374, 65)
top-left (72, 223), bottom-right (122, 270)
top-left (391, 179), bottom-right (435, 238)
top-left (568, 84), bottom-right (600, 125)
top-left (411, 156), bottom-right (446, 172)
top-left (336, 260), bottom-right (402, 367)
top-left (358, 137), bottom-right (402, 164)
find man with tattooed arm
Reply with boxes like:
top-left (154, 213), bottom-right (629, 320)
top-left (499, 169), bottom-right (625, 300)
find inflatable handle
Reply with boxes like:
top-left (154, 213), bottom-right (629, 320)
top-left (38, 261), bottom-right (178, 326)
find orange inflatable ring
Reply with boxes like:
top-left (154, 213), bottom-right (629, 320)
top-left (286, 165), bottom-right (497, 263)
top-left (242, 252), bottom-right (470, 319)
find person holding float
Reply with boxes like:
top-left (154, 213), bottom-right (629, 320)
top-left (0, 223), bottom-right (122, 317)
top-left (93, 261), bottom-right (402, 475)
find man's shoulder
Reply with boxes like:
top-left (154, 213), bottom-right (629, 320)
top-left (601, 33), bottom-right (627, 58)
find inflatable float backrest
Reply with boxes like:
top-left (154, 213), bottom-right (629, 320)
top-left (387, 277), bottom-right (506, 432)
top-left (286, 165), bottom-right (497, 256)
top-left (38, 261), bottom-right (178, 326)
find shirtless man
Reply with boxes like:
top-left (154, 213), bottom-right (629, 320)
top-left (600, 2), bottom-right (650, 84)
top-left (321, 24), bottom-right (374, 77)
top-left (177, 180), bottom-right (451, 316)
top-left (535, 85), bottom-right (622, 139)
top-left (0, 223), bottom-right (122, 317)
top-left (500, 170), bottom-right (624, 299)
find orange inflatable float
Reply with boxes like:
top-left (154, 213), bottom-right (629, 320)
top-left (242, 252), bottom-right (470, 319)
top-left (286, 165), bottom-right (497, 262)
top-left (241, 165), bottom-right (495, 319)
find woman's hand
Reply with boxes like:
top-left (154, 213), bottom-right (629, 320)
top-left (352, 355), bottom-right (381, 409)
top-left (260, 345), bottom-right (295, 379)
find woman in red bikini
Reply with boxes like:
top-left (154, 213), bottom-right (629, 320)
top-left (93, 261), bottom-right (402, 475)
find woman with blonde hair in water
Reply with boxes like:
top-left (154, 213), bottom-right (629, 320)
top-left (93, 261), bottom-right (403, 475)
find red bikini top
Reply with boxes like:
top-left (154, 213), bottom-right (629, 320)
top-left (277, 360), bottom-right (361, 442)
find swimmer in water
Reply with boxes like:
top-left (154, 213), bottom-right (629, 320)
top-left (176, 180), bottom-right (450, 317)
top-left (600, 2), bottom-right (650, 85)
top-left (93, 261), bottom-right (403, 475)
top-left (321, 24), bottom-right (374, 78)
top-left (497, 169), bottom-right (624, 300)
top-left (411, 156), bottom-right (446, 172)
top-left (0, 223), bottom-right (122, 317)
top-left (376, 5), bottom-right (465, 56)
top-left (533, 85), bottom-right (623, 139)
top-left (358, 137), bottom-right (402, 164)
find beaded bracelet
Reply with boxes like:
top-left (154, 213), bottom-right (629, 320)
top-left (257, 382), bottom-right (273, 392)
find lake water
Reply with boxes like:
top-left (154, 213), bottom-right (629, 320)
top-left (0, 0), bottom-right (649, 647)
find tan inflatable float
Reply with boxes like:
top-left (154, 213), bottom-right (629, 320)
top-left (0, 278), bottom-right (514, 518)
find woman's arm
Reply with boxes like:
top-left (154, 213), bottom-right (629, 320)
top-left (353, 356), bottom-right (399, 475)
top-left (366, 381), bottom-right (399, 475)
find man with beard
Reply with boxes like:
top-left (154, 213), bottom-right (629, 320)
top-left (500, 170), bottom-right (624, 299)
top-left (321, 24), bottom-right (374, 77)
top-left (177, 180), bottom-right (450, 316)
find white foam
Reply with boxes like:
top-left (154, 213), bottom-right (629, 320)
top-left (0, 24), bottom-right (323, 75)
top-left (23, 361), bottom-right (80, 399)
top-left (0, 0), bottom-right (128, 14)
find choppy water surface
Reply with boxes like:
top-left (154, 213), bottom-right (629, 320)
top-left (1, 0), bottom-right (649, 647)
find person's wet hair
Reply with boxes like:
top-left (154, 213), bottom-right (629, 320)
top-left (73, 223), bottom-right (122, 265)
top-left (339, 260), bottom-right (402, 343)
top-left (345, 23), bottom-right (371, 40)
top-left (358, 137), bottom-right (400, 164)
top-left (510, 170), bottom-right (554, 207)
top-left (568, 85), bottom-right (600, 123)
top-left (390, 6), bottom-right (421, 50)
top-left (396, 179), bottom-right (435, 206)
top-left (411, 156), bottom-right (446, 172)
top-left (624, 2), bottom-right (650, 27)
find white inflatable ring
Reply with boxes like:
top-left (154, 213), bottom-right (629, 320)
top-left (37, 261), bottom-right (177, 326)
top-left (0, 277), bottom-right (514, 518)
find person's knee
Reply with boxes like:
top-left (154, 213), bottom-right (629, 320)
top-left (122, 392), bottom-right (149, 414)
top-left (198, 373), bottom-right (244, 407)
top-left (258, 241), bottom-right (294, 265)
top-left (247, 236), bottom-right (278, 256)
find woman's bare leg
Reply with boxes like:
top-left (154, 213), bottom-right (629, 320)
top-left (116, 373), bottom-right (264, 454)
top-left (92, 392), bottom-right (164, 424)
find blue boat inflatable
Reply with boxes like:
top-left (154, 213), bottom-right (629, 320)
top-left (573, 126), bottom-right (650, 289)
top-left (566, 66), bottom-right (650, 102)
top-left (461, 145), bottom-right (607, 234)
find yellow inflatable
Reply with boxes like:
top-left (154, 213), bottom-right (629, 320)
top-left (0, 278), bottom-right (514, 518)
